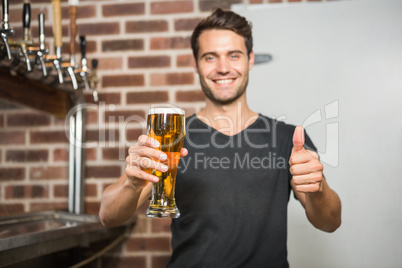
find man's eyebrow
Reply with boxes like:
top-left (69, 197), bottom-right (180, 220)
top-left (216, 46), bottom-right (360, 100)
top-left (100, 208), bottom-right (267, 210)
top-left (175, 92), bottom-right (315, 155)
top-left (200, 50), bottom-right (245, 59)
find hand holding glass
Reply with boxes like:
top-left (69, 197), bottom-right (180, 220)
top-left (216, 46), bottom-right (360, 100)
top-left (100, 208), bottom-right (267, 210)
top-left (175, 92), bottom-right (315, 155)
top-left (145, 107), bottom-right (186, 218)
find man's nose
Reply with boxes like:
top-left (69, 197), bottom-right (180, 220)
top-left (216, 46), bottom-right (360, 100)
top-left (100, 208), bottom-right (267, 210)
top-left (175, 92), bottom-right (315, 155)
top-left (216, 58), bottom-right (230, 74)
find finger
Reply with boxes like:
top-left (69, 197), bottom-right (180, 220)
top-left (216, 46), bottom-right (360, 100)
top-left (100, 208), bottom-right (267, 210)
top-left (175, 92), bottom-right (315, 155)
top-left (289, 150), bottom-right (319, 165)
top-left (292, 126), bottom-right (305, 152)
top-left (137, 134), bottom-right (160, 148)
top-left (289, 161), bottom-right (323, 176)
top-left (125, 164), bottom-right (159, 183)
top-left (128, 146), bottom-right (166, 161)
top-left (127, 154), bottom-right (168, 172)
top-left (292, 172), bottom-right (323, 185)
top-left (181, 147), bottom-right (188, 157)
top-left (292, 182), bottom-right (321, 193)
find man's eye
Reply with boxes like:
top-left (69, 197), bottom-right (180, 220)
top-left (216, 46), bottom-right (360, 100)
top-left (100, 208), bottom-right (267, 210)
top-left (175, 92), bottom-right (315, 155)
top-left (206, 56), bottom-right (215, 61)
top-left (230, 54), bottom-right (239, 59)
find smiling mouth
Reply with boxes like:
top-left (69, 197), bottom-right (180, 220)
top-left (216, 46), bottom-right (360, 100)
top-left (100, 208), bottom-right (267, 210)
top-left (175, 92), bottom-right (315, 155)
top-left (214, 78), bottom-right (235, 84)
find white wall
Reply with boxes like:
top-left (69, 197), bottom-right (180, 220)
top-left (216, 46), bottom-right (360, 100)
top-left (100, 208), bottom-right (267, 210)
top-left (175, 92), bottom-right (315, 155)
top-left (233, 1), bottom-right (402, 267)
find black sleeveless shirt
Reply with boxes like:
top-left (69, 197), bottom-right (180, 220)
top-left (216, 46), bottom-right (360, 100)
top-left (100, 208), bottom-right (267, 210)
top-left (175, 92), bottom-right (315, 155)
top-left (167, 114), bottom-right (316, 268)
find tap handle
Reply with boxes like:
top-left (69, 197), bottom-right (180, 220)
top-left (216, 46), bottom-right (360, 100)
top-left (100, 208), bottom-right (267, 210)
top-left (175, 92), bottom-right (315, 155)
top-left (23, 2), bottom-right (31, 28)
top-left (38, 13), bottom-right (45, 50)
top-left (79, 35), bottom-right (86, 60)
top-left (51, 0), bottom-right (62, 51)
top-left (2, 0), bottom-right (10, 30)
top-left (92, 59), bottom-right (98, 70)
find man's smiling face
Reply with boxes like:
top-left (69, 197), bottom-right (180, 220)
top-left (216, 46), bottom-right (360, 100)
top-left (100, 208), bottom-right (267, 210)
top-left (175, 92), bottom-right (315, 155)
top-left (196, 29), bottom-right (254, 105)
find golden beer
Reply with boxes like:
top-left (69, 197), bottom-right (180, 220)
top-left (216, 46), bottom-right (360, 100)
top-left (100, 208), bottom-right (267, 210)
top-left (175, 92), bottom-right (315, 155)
top-left (145, 107), bottom-right (186, 218)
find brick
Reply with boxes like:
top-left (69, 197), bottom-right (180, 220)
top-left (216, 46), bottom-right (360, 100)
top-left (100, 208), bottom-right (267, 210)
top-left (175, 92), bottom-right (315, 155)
top-left (97, 57), bottom-right (123, 70)
top-left (250, 0), bottom-right (263, 3)
top-left (86, 110), bottom-right (99, 125)
top-left (127, 91), bottom-right (169, 104)
top-left (61, 40), bottom-right (97, 56)
top-left (128, 56), bottom-right (170, 69)
top-left (5, 185), bottom-right (25, 199)
top-left (54, 184), bottom-right (68, 198)
top-left (102, 39), bottom-right (143, 52)
top-left (85, 201), bottom-right (100, 215)
top-left (104, 110), bottom-right (146, 123)
top-left (0, 131), bottom-right (25, 145)
top-left (86, 129), bottom-right (120, 143)
top-left (102, 3), bottom-right (145, 17)
top-left (102, 74), bottom-right (145, 87)
top-left (85, 184), bottom-right (97, 197)
top-left (31, 185), bottom-right (48, 198)
top-left (177, 54), bottom-right (195, 67)
top-left (7, 113), bottom-right (50, 127)
top-left (0, 114), bottom-right (4, 127)
top-left (152, 255), bottom-right (171, 268)
top-left (85, 148), bottom-right (97, 161)
top-left (0, 204), bottom-right (24, 216)
top-left (78, 22), bottom-right (120, 36)
top-left (6, 150), bottom-right (48, 162)
top-left (152, 218), bottom-right (172, 233)
top-left (199, 0), bottom-right (242, 12)
top-left (85, 165), bottom-right (122, 178)
top-left (102, 257), bottom-right (146, 268)
top-left (150, 36), bottom-right (191, 50)
top-left (30, 131), bottom-right (68, 144)
top-left (126, 20), bottom-right (168, 33)
top-left (150, 73), bottom-right (194, 86)
top-left (30, 202), bottom-right (67, 212)
top-left (151, 1), bottom-right (193, 14)
top-left (176, 90), bottom-right (205, 102)
top-left (174, 18), bottom-right (203, 31)
top-left (126, 237), bottom-right (171, 252)
top-left (53, 148), bottom-right (69, 162)
top-left (102, 148), bottom-right (127, 161)
top-left (269, 0), bottom-right (283, 2)
top-left (126, 129), bottom-right (144, 143)
top-left (30, 166), bottom-right (68, 180)
top-left (61, 5), bottom-right (96, 19)
top-left (30, 26), bottom-right (52, 39)
top-left (84, 93), bottom-right (121, 105)
top-left (0, 168), bottom-right (25, 181)
top-left (4, 185), bottom-right (46, 199)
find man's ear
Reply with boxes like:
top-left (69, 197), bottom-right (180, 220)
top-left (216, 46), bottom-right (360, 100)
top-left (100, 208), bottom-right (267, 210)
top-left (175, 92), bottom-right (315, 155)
top-left (194, 59), bottom-right (199, 74)
top-left (248, 50), bottom-right (255, 70)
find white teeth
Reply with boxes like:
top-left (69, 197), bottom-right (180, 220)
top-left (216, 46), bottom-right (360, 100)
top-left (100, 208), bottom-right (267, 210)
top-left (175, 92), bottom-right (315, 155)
top-left (215, 79), bottom-right (234, 84)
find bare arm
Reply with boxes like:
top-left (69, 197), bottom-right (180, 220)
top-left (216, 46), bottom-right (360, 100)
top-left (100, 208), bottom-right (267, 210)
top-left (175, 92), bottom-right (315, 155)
top-left (99, 135), bottom-right (174, 227)
top-left (289, 126), bottom-right (342, 232)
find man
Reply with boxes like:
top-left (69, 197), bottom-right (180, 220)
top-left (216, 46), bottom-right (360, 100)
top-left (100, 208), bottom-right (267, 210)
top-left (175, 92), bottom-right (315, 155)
top-left (99, 8), bottom-right (341, 267)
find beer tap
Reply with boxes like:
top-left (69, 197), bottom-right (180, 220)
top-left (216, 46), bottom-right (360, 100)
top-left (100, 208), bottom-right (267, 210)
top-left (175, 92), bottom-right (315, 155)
top-left (60, 0), bottom-right (78, 89)
top-left (8, 0), bottom-right (34, 71)
top-left (77, 35), bottom-right (90, 93)
top-left (28, 13), bottom-right (49, 76)
top-left (88, 59), bottom-right (99, 102)
top-left (45, 0), bottom-right (64, 84)
top-left (0, 0), bottom-right (13, 60)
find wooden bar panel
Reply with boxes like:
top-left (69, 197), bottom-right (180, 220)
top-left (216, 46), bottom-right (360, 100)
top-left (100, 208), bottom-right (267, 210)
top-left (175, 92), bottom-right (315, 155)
top-left (0, 68), bottom-right (74, 118)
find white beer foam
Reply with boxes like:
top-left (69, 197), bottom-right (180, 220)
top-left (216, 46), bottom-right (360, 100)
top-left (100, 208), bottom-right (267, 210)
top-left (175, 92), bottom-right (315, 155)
top-left (148, 107), bottom-right (185, 115)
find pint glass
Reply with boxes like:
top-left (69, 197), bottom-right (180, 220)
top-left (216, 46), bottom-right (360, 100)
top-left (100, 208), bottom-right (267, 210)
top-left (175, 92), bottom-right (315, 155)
top-left (145, 107), bottom-right (186, 218)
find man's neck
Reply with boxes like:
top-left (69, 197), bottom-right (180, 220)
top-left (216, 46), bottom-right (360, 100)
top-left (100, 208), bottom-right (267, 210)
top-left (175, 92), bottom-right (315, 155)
top-left (196, 98), bottom-right (258, 136)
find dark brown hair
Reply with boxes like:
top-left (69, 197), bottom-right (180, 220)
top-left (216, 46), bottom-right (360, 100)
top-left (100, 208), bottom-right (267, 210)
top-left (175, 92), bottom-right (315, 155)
top-left (191, 8), bottom-right (253, 64)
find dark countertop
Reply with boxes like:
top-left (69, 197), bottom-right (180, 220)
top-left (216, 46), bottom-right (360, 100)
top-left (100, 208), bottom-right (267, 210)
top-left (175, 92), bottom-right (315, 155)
top-left (0, 211), bottom-right (136, 267)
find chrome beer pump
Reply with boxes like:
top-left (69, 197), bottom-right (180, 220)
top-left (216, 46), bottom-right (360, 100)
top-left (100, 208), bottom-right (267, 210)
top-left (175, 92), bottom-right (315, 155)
top-left (0, 0), bottom-right (99, 102)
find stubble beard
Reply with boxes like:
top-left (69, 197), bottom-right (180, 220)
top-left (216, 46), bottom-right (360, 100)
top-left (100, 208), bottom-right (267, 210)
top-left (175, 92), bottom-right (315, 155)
top-left (199, 74), bottom-right (249, 106)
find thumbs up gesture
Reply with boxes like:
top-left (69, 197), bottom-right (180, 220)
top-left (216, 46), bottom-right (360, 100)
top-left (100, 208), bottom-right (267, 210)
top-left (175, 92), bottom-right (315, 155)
top-left (289, 126), bottom-right (324, 194)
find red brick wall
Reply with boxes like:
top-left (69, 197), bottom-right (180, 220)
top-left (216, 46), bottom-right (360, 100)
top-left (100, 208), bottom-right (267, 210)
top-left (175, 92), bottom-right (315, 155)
top-left (0, 0), bottom-right (329, 267)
